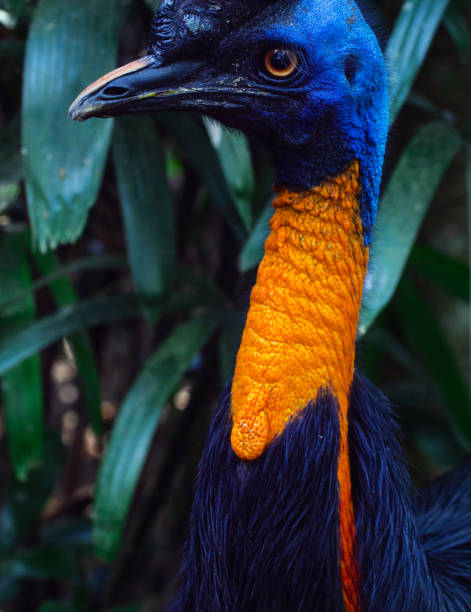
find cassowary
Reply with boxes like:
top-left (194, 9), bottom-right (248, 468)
top-left (69, 0), bottom-right (471, 609)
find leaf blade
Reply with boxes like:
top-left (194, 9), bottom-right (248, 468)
top-left (34, 250), bottom-right (106, 435)
top-left (93, 312), bottom-right (222, 561)
top-left (205, 120), bottom-right (254, 231)
top-left (359, 121), bottom-right (462, 334)
top-left (444, 0), bottom-right (471, 63)
top-left (157, 113), bottom-right (246, 239)
top-left (239, 200), bottom-right (273, 272)
top-left (411, 244), bottom-right (469, 302)
top-left (387, 0), bottom-right (452, 123)
top-left (0, 294), bottom-right (141, 376)
top-left (22, 0), bottom-right (119, 250)
top-left (0, 231), bottom-right (44, 480)
top-left (396, 279), bottom-right (471, 445)
top-left (113, 116), bottom-right (176, 304)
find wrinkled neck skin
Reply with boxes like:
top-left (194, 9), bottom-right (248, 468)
top-left (230, 159), bottom-right (366, 611)
top-left (231, 160), bottom-right (367, 459)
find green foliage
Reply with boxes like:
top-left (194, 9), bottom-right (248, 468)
top-left (156, 112), bottom-right (247, 237)
top-left (0, 231), bottom-right (43, 480)
top-left (396, 278), bottom-right (471, 443)
top-left (0, 0), bottom-right (470, 608)
top-left (113, 116), bottom-right (176, 306)
top-left (0, 294), bottom-right (142, 375)
top-left (93, 312), bottom-right (221, 561)
top-left (359, 121), bottom-right (462, 333)
top-left (205, 119), bottom-right (255, 232)
top-left (386, 0), bottom-right (452, 123)
top-left (33, 250), bottom-right (105, 435)
top-left (22, 0), bottom-right (119, 250)
top-left (239, 199), bottom-right (272, 272)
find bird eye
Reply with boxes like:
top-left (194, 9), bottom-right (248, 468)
top-left (264, 49), bottom-right (299, 79)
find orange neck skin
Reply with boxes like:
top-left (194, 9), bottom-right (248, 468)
top-left (230, 161), bottom-right (367, 612)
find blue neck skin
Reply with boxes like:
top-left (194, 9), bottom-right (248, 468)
top-left (272, 115), bottom-right (388, 247)
top-left (251, 0), bottom-right (389, 245)
top-left (268, 63), bottom-right (389, 247)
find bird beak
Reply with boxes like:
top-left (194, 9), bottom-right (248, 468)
top-left (69, 56), bottom-right (155, 121)
top-left (68, 54), bottom-right (244, 122)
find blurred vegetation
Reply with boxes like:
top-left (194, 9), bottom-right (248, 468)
top-left (0, 0), bottom-right (470, 609)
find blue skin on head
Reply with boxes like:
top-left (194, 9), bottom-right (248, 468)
top-left (75, 0), bottom-right (388, 244)
top-left (215, 0), bottom-right (389, 243)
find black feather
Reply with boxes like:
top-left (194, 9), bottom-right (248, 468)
top-left (351, 373), bottom-right (471, 611)
top-left (169, 375), bottom-right (471, 611)
top-left (169, 388), bottom-right (343, 611)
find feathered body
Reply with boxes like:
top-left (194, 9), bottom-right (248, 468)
top-left (69, 0), bottom-right (471, 609)
top-left (170, 376), bottom-right (471, 611)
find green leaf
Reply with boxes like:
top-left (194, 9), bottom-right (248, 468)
top-left (34, 250), bottom-right (105, 435)
top-left (387, 0), bottom-right (452, 123)
top-left (0, 0), bottom-right (25, 19)
top-left (157, 113), bottom-right (245, 239)
top-left (444, 0), bottom-right (471, 63)
top-left (40, 518), bottom-right (92, 548)
top-left (114, 116), bottom-right (176, 305)
top-left (0, 294), bottom-right (141, 376)
top-left (0, 431), bottom-right (65, 552)
top-left (205, 120), bottom-right (254, 231)
top-left (411, 244), bottom-right (469, 302)
top-left (407, 92), bottom-right (441, 117)
top-left (69, 335), bottom-right (104, 433)
top-left (2, 544), bottom-right (81, 582)
top-left (176, 264), bottom-right (226, 308)
top-left (396, 279), bottom-right (471, 445)
top-left (239, 200), bottom-right (273, 272)
top-left (0, 231), bottom-right (43, 480)
top-left (359, 121), bottom-right (462, 334)
top-left (364, 327), bottom-right (428, 384)
top-left (0, 254), bottom-right (127, 314)
top-left (0, 8), bottom-right (16, 28)
top-left (22, 0), bottom-right (119, 250)
top-left (0, 183), bottom-right (20, 213)
top-left (93, 312), bottom-right (222, 561)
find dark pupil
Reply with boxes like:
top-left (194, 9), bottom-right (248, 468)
top-left (271, 50), bottom-right (292, 71)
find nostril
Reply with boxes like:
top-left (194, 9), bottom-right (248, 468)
top-left (103, 85), bottom-right (129, 98)
top-left (344, 54), bottom-right (359, 85)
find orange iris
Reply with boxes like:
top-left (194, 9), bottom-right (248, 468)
top-left (264, 49), bottom-right (298, 78)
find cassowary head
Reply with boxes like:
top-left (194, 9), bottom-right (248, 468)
top-left (70, 0), bottom-right (388, 241)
